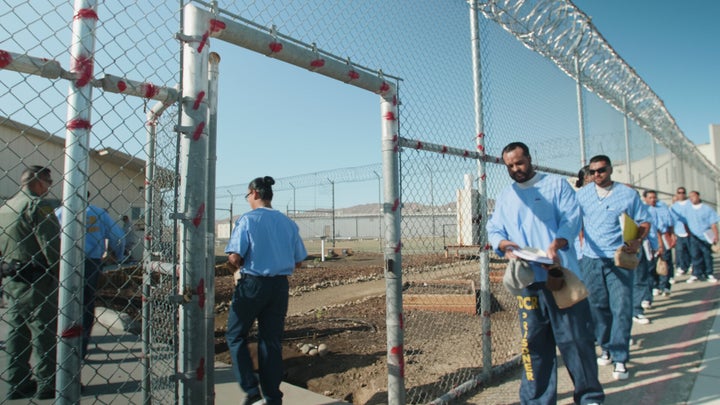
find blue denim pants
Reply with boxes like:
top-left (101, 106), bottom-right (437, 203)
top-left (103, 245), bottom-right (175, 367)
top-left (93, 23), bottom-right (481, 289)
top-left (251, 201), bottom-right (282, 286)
top-left (82, 258), bottom-right (103, 358)
top-left (581, 257), bottom-right (633, 363)
top-left (689, 234), bottom-right (713, 279)
top-left (674, 236), bottom-right (691, 271)
top-left (633, 253), bottom-right (655, 316)
top-left (515, 284), bottom-right (604, 405)
top-left (226, 274), bottom-right (289, 405)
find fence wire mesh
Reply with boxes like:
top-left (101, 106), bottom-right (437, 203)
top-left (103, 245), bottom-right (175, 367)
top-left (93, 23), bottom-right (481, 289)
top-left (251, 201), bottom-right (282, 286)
top-left (1, 0), bottom-right (718, 404)
top-left (1, 0), bottom-right (181, 403)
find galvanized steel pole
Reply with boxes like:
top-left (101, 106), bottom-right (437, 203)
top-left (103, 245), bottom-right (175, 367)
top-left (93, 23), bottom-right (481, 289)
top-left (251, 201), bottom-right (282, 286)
top-left (651, 141), bottom-right (658, 190)
top-left (381, 85), bottom-right (404, 405)
top-left (178, 4), bottom-right (210, 403)
top-left (469, 0), bottom-right (492, 381)
top-left (623, 97), bottom-right (633, 184)
top-left (142, 98), bottom-right (174, 404)
top-left (56, 1), bottom-right (98, 403)
top-left (575, 54), bottom-right (587, 166)
top-left (205, 50), bottom-right (221, 404)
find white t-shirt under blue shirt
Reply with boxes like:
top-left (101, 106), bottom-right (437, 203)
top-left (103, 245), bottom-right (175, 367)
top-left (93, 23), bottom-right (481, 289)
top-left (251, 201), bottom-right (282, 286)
top-left (225, 207), bottom-right (307, 276)
top-left (685, 203), bottom-right (720, 241)
top-left (576, 181), bottom-right (651, 259)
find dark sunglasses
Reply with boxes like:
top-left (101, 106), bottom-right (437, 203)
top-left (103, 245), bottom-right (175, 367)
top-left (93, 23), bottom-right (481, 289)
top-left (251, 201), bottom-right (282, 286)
top-left (676, 190), bottom-right (686, 194)
top-left (244, 191), bottom-right (252, 199)
top-left (588, 166), bottom-right (609, 175)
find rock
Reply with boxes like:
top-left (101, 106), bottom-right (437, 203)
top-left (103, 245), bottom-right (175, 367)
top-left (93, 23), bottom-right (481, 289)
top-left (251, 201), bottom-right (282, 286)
top-left (308, 348), bottom-right (319, 356)
top-left (318, 343), bottom-right (329, 356)
top-left (300, 344), bottom-right (311, 354)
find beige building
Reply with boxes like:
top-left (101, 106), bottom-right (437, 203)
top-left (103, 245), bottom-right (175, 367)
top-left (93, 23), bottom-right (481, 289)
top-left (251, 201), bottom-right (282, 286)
top-left (610, 124), bottom-right (720, 207)
top-left (1, 117), bottom-right (147, 222)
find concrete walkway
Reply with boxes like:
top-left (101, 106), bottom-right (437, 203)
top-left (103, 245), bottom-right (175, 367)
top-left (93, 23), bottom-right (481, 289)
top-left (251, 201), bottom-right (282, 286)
top-left (0, 265), bottom-right (718, 404)
top-left (0, 306), bottom-right (345, 404)
top-left (463, 269), bottom-right (720, 404)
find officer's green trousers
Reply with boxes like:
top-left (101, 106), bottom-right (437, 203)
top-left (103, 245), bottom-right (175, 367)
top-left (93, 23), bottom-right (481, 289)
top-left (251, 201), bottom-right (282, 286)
top-left (4, 273), bottom-right (57, 392)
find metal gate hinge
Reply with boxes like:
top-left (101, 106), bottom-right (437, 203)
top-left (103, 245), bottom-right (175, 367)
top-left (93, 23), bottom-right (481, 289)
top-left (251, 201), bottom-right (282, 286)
top-left (169, 212), bottom-right (187, 221)
top-left (168, 287), bottom-right (192, 305)
top-left (175, 33), bottom-right (202, 44)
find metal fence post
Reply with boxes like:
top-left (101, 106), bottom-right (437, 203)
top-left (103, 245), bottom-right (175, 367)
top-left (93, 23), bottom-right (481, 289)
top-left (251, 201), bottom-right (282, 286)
top-left (469, 0), bottom-right (492, 381)
top-left (651, 141), bottom-right (658, 190)
top-left (575, 54), bottom-right (587, 166)
top-left (143, 98), bottom-right (175, 404)
top-left (178, 4), bottom-right (210, 403)
top-left (381, 84), bottom-right (404, 405)
top-left (205, 50), bottom-right (221, 404)
top-left (56, 1), bottom-right (98, 403)
top-left (623, 97), bottom-right (633, 184)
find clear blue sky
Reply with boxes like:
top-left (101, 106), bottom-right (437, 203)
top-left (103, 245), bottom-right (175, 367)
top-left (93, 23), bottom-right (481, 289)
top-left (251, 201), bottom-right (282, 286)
top-left (2, 1), bottom-right (717, 213)
top-left (213, 0), bottom-right (720, 194)
top-left (572, 0), bottom-right (719, 146)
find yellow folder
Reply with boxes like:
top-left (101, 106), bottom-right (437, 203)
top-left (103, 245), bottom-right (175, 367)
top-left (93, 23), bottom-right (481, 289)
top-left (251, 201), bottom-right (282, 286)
top-left (619, 213), bottom-right (639, 242)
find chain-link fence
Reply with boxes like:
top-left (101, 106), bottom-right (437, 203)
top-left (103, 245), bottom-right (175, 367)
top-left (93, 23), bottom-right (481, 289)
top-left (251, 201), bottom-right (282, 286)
top-left (1, 0), bottom-right (182, 403)
top-left (2, 0), bottom-right (719, 404)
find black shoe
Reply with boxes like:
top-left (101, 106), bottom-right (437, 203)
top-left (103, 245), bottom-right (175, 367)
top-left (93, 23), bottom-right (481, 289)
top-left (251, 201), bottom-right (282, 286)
top-left (243, 392), bottom-right (264, 405)
top-left (7, 380), bottom-right (37, 399)
top-left (36, 389), bottom-right (55, 399)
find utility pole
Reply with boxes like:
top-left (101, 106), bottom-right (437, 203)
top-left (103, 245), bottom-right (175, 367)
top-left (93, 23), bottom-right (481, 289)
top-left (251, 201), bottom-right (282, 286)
top-left (227, 190), bottom-right (234, 235)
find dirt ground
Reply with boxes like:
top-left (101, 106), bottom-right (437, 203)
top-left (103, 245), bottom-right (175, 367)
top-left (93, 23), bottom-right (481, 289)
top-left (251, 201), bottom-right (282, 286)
top-left (209, 252), bottom-right (520, 404)
top-left (95, 250), bottom-right (519, 404)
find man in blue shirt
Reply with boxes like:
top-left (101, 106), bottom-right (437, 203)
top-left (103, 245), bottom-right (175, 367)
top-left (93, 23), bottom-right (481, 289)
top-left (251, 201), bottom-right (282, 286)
top-left (56, 198), bottom-right (125, 358)
top-left (684, 191), bottom-right (719, 283)
top-left (487, 142), bottom-right (603, 405)
top-left (670, 187), bottom-right (691, 276)
top-left (630, 190), bottom-right (660, 325)
top-left (649, 196), bottom-right (674, 296)
top-left (225, 176), bottom-right (307, 405)
top-left (576, 155), bottom-right (651, 381)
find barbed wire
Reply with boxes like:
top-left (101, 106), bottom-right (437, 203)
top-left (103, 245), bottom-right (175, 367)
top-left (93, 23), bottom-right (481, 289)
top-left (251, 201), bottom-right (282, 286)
top-left (478, 0), bottom-right (720, 178)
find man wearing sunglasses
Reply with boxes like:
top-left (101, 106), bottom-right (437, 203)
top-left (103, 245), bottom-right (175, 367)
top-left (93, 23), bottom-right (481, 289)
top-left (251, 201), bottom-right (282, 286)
top-left (576, 155), bottom-right (651, 381)
top-left (670, 187), bottom-right (691, 277)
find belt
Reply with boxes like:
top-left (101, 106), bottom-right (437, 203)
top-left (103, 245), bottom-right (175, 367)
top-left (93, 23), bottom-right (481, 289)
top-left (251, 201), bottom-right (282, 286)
top-left (1, 261), bottom-right (46, 282)
top-left (240, 272), bottom-right (288, 279)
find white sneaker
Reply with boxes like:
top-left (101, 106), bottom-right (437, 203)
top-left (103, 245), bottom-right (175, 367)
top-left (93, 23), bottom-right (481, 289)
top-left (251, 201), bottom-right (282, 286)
top-left (633, 314), bottom-right (650, 324)
top-left (597, 351), bottom-right (612, 366)
top-left (669, 277), bottom-right (675, 285)
top-left (641, 300), bottom-right (652, 309)
top-left (707, 275), bottom-right (718, 283)
top-left (686, 276), bottom-right (699, 283)
top-left (663, 289), bottom-right (671, 297)
top-left (652, 288), bottom-right (660, 296)
top-left (677, 269), bottom-right (686, 275)
top-left (613, 362), bottom-right (629, 380)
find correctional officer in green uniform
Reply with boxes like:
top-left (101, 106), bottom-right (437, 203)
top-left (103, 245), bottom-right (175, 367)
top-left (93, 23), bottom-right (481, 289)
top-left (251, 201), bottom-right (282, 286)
top-left (0, 166), bottom-right (60, 400)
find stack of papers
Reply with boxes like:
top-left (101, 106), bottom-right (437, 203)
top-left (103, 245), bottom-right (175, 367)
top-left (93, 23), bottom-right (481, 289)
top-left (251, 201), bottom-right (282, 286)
top-left (704, 229), bottom-right (716, 244)
top-left (512, 247), bottom-right (554, 265)
top-left (619, 213), bottom-right (639, 242)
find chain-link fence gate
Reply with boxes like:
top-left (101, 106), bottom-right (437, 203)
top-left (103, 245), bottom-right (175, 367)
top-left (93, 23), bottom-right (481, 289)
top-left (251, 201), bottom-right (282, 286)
top-left (2, 1), bottom-right (720, 405)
